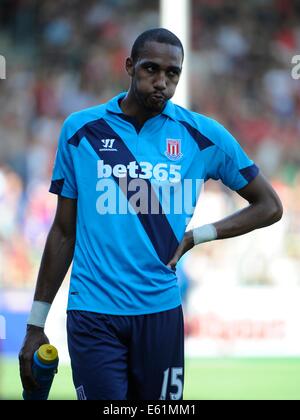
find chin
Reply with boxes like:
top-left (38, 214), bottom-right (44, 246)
top-left (145, 100), bottom-right (166, 112)
top-left (149, 104), bottom-right (164, 112)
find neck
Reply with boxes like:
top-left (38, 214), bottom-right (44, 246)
top-left (120, 88), bottom-right (161, 125)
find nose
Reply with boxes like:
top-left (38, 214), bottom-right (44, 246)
top-left (153, 71), bottom-right (167, 91)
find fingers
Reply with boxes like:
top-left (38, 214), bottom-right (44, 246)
top-left (167, 232), bottom-right (194, 270)
top-left (19, 331), bottom-right (50, 393)
top-left (19, 352), bottom-right (38, 392)
top-left (167, 257), bottom-right (178, 270)
top-left (167, 248), bottom-right (182, 270)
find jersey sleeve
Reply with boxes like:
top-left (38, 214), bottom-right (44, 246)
top-left (206, 120), bottom-right (259, 191)
top-left (49, 118), bottom-right (78, 199)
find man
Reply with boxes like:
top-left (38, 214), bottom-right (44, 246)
top-left (19, 28), bottom-right (283, 400)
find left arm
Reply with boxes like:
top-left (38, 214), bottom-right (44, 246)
top-left (213, 173), bottom-right (283, 238)
top-left (167, 173), bottom-right (283, 269)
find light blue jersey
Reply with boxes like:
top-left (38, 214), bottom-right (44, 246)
top-left (50, 92), bottom-right (259, 315)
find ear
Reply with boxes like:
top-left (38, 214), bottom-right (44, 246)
top-left (125, 57), bottom-right (134, 77)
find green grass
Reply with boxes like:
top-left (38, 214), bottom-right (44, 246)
top-left (1, 357), bottom-right (300, 400)
top-left (0, 357), bottom-right (76, 400)
top-left (184, 358), bottom-right (300, 400)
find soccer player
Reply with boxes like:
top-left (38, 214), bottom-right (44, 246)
top-left (19, 28), bottom-right (283, 400)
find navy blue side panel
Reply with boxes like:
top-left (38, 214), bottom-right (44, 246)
top-left (68, 126), bottom-right (87, 147)
top-left (179, 120), bottom-right (214, 151)
top-left (49, 178), bottom-right (65, 195)
top-left (239, 164), bottom-right (259, 184)
top-left (72, 117), bottom-right (179, 264)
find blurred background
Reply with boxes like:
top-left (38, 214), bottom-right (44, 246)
top-left (0, 0), bottom-right (300, 400)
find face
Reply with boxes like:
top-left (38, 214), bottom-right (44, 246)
top-left (126, 41), bottom-right (183, 112)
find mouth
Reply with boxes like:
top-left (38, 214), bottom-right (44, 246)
top-left (149, 93), bottom-right (166, 104)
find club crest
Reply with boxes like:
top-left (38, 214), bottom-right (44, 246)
top-left (165, 139), bottom-right (183, 161)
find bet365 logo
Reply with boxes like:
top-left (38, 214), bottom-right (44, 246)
top-left (97, 160), bottom-right (182, 183)
top-left (291, 55), bottom-right (300, 80)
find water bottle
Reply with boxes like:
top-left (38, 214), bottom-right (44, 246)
top-left (23, 344), bottom-right (59, 400)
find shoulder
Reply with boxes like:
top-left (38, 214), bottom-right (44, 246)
top-left (172, 103), bottom-right (242, 156)
top-left (62, 103), bottom-right (108, 139)
top-left (172, 103), bottom-right (221, 138)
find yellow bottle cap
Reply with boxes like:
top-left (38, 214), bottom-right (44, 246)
top-left (37, 344), bottom-right (58, 364)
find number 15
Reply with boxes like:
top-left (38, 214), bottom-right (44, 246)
top-left (159, 367), bottom-right (183, 400)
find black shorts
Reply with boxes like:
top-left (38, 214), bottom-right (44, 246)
top-left (67, 305), bottom-right (184, 400)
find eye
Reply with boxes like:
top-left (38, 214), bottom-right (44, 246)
top-left (146, 66), bottom-right (156, 73)
top-left (168, 70), bottom-right (180, 78)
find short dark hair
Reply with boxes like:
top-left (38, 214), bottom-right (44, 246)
top-left (131, 28), bottom-right (184, 63)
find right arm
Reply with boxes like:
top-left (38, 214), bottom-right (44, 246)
top-left (33, 196), bottom-right (77, 303)
top-left (19, 196), bottom-right (77, 392)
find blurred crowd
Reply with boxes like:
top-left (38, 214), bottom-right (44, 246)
top-left (0, 0), bottom-right (299, 289)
